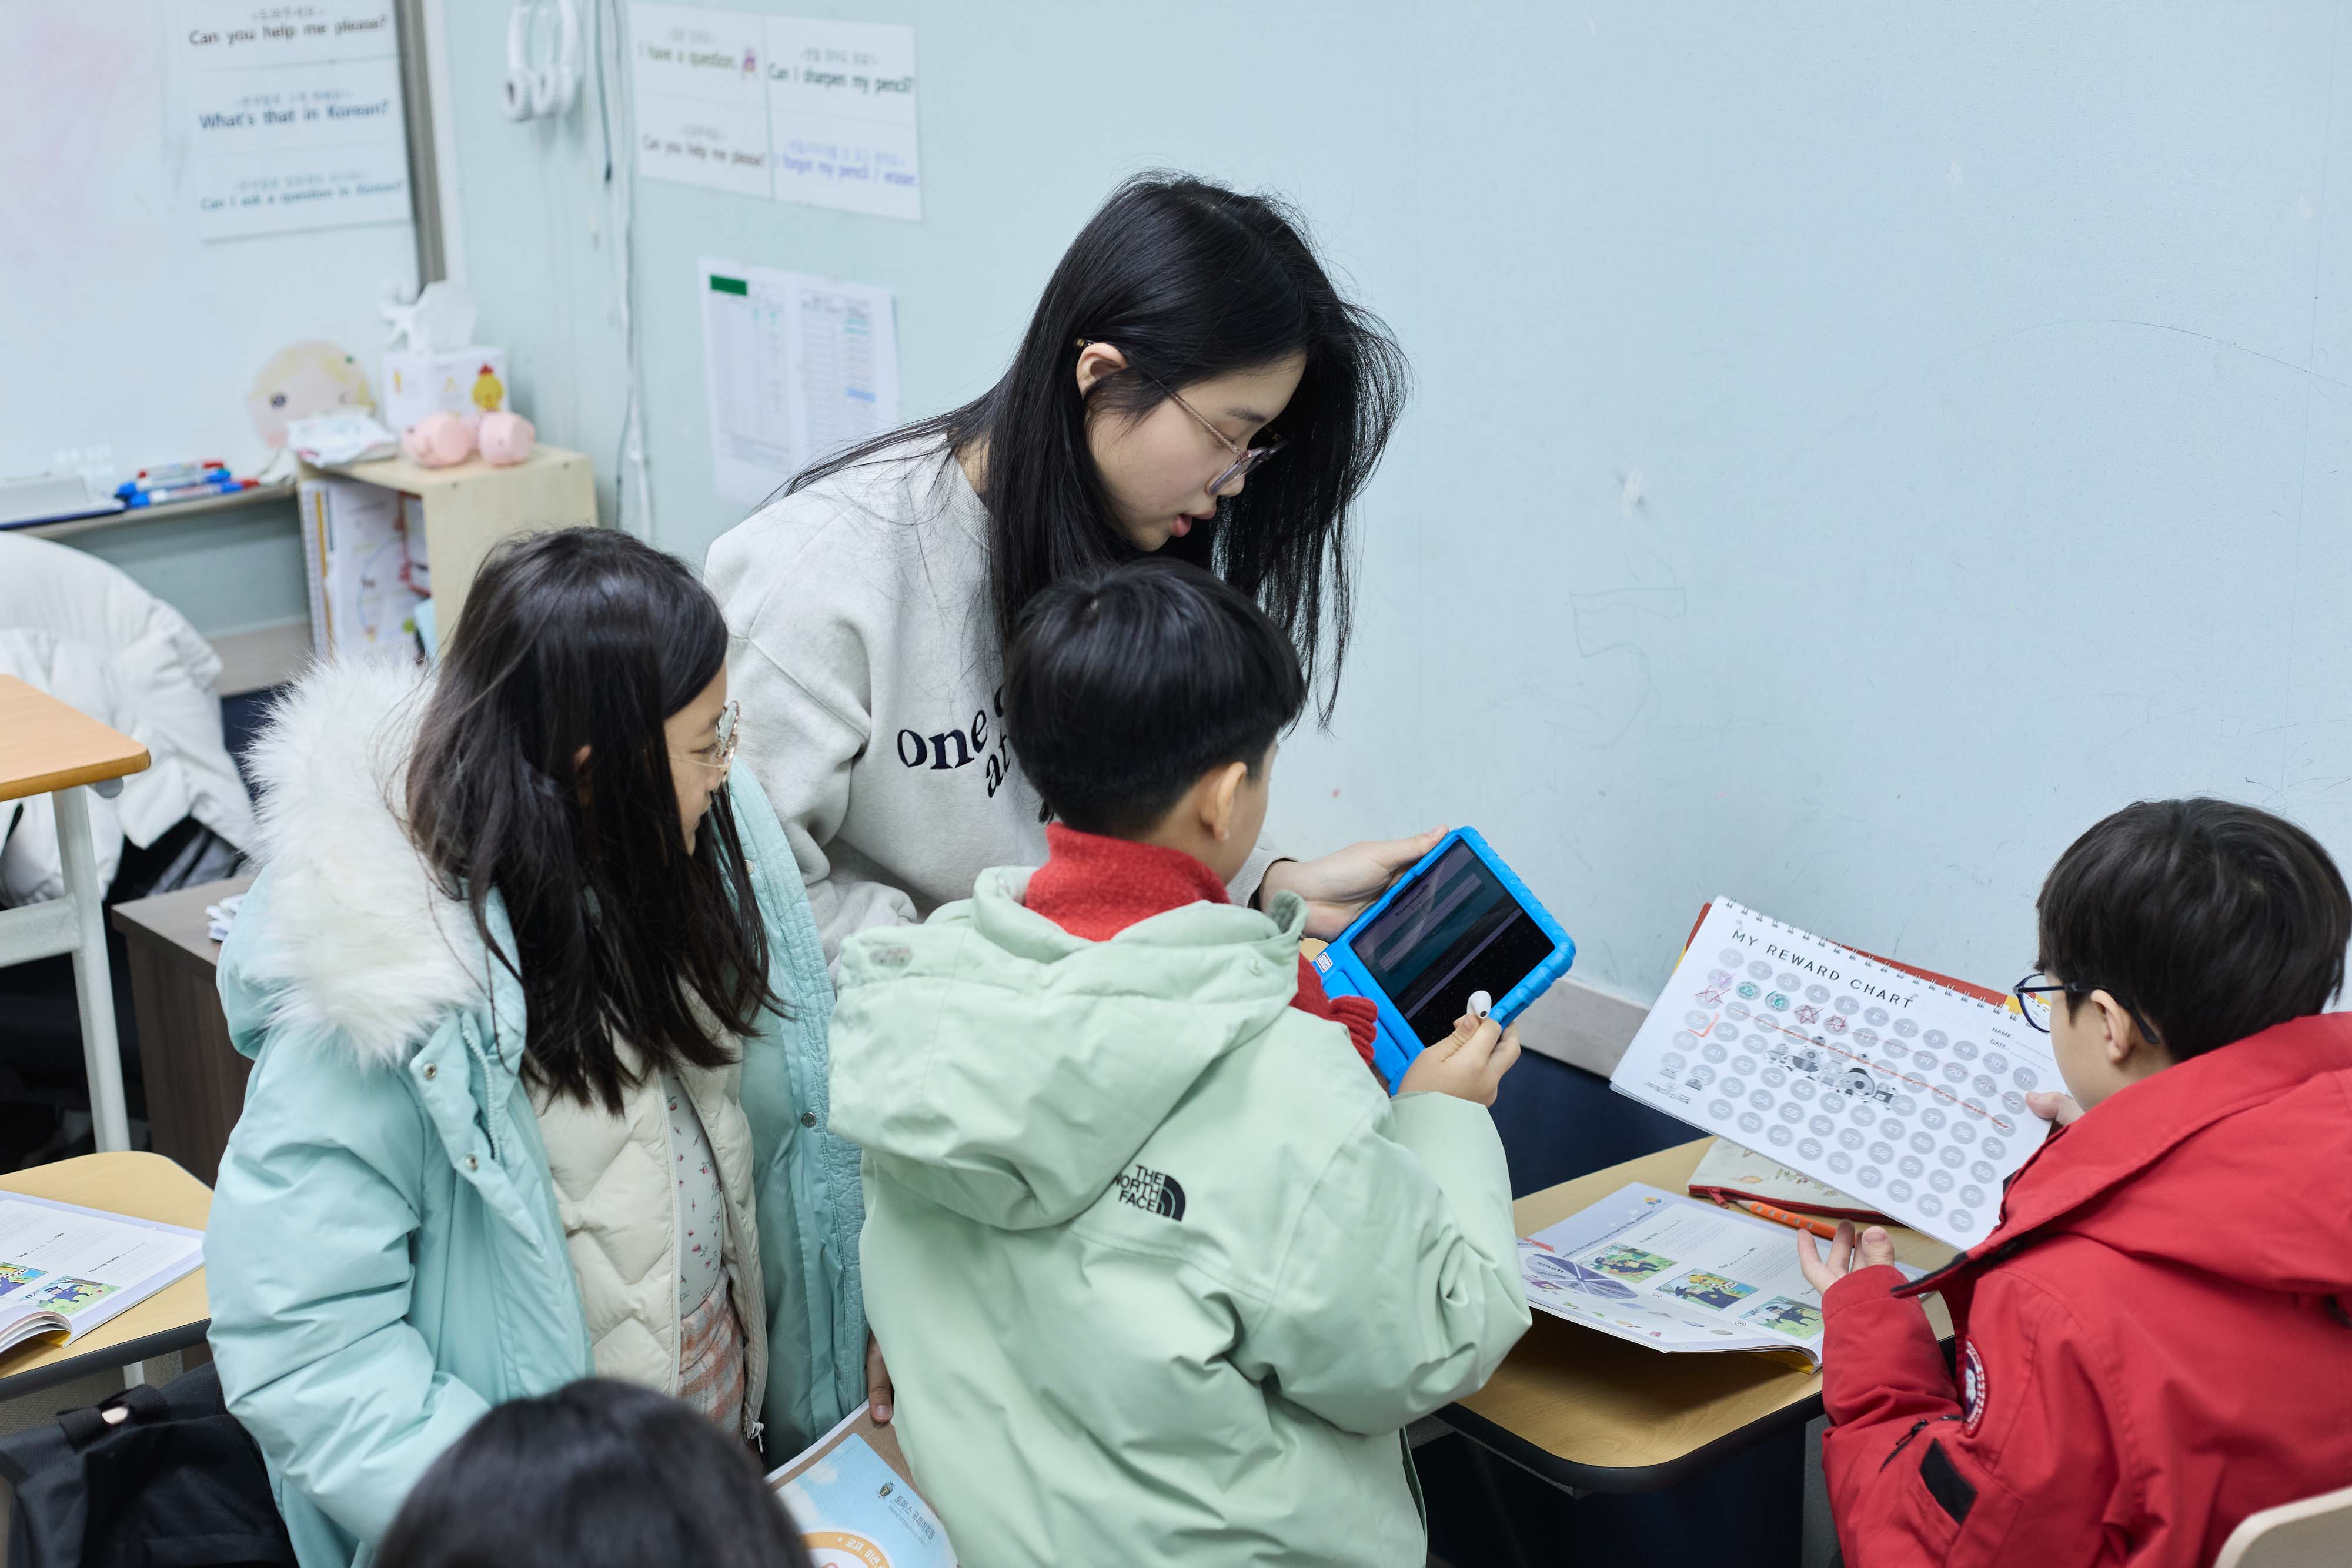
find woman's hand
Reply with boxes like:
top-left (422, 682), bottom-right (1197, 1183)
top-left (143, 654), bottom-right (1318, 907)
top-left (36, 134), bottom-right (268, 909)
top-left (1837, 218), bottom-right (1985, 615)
top-left (1258, 828), bottom-right (1446, 939)
top-left (865, 1332), bottom-right (893, 1424)
top-left (1796, 1218), bottom-right (1898, 1295)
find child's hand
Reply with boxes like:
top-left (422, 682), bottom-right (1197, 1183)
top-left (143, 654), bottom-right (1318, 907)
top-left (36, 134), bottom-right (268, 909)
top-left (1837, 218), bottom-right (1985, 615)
top-left (1796, 1219), bottom-right (1898, 1293)
top-left (2026, 1090), bottom-right (2084, 1126)
top-left (1399, 1014), bottom-right (1522, 1106)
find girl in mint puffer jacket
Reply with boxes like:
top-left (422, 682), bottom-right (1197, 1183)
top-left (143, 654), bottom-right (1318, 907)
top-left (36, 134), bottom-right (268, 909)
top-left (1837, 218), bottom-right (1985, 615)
top-left (206, 531), bottom-right (873, 1568)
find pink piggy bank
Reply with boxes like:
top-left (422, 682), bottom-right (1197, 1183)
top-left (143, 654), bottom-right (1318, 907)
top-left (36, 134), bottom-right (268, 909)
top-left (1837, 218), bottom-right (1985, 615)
top-left (477, 410), bottom-right (536, 466)
top-left (401, 410), bottom-right (477, 468)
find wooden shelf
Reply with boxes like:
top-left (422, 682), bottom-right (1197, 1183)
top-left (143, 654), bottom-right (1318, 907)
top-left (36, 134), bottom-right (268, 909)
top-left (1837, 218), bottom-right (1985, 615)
top-left (13, 483), bottom-right (299, 542)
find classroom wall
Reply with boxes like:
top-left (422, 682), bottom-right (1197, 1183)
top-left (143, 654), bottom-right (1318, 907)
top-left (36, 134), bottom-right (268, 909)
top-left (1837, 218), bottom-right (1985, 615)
top-left (435, 2), bottom-right (2352, 1008)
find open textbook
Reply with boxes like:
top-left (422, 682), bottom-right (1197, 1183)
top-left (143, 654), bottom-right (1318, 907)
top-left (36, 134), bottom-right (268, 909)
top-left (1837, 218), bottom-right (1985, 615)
top-left (0, 1193), bottom-right (203, 1354)
top-left (770, 1402), bottom-right (958, 1567)
top-left (1518, 1182), bottom-right (1922, 1368)
top-left (1611, 900), bottom-right (2059, 1250)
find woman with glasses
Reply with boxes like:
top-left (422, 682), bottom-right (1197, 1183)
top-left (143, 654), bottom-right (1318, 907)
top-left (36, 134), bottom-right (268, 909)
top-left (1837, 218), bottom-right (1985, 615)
top-left (203, 530), bottom-right (874, 1568)
top-left (708, 172), bottom-right (1444, 967)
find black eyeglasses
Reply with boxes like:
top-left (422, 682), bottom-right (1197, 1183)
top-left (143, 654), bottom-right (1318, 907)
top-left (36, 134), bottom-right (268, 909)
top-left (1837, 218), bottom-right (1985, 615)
top-left (1074, 339), bottom-right (1287, 493)
top-left (2013, 971), bottom-right (2162, 1045)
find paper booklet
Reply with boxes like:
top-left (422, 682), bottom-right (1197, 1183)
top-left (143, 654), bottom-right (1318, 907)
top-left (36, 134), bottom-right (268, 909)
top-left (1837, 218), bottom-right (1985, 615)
top-left (1687, 1139), bottom-right (1886, 1222)
top-left (1611, 899), bottom-right (2059, 1251)
top-left (769, 1401), bottom-right (958, 1567)
top-left (0, 1193), bottom-right (204, 1355)
top-left (1519, 1182), bottom-right (1923, 1368)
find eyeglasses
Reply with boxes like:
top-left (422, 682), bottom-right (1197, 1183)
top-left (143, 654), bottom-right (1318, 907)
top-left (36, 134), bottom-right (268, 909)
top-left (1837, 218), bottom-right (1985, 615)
top-left (674, 698), bottom-right (740, 774)
top-left (2012, 971), bottom-right (2161, 1045)
top-left (1076, 339), bottom-right (1287, 496)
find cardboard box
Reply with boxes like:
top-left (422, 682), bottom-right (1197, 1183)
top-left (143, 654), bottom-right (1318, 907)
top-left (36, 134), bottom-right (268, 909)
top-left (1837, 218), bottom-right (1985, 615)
top-left (382, 347), bottom-right (509, 431)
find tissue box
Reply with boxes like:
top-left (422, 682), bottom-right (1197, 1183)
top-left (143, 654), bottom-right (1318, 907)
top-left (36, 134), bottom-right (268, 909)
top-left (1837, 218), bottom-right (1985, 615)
top-left (382, 347), bottom-right (508, 431)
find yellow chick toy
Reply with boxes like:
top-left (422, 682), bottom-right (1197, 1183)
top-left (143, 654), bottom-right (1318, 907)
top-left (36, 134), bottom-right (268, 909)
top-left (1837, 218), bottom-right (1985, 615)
top-left (471, 364), bottom-right (506, 412)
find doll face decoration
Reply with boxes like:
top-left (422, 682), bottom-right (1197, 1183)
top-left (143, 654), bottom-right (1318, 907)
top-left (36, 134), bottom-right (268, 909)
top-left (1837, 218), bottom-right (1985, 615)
top-left (248, 342), bottom-right (374, 450)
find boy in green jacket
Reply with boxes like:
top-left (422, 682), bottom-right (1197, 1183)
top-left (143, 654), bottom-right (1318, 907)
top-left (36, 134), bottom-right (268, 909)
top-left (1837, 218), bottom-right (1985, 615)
top-left (827, 560), bottom-right (1532, 1566)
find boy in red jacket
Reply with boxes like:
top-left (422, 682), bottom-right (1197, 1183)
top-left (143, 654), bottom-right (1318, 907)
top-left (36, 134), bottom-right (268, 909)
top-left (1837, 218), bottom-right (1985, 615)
top-left (1800, 798), bottom-right (2352, 1567)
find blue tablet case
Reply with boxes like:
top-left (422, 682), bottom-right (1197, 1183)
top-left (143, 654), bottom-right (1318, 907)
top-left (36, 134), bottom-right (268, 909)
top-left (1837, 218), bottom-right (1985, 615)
top-left (1310, 827), bottom-right (1575, 1092)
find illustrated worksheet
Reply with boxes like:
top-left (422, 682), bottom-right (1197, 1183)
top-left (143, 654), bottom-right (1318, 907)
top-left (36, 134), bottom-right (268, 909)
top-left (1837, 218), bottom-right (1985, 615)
top-left (1611, 901), bottom-right (2059, 1249)
top-left (1518, 1183), bottom-right (1898, 1365)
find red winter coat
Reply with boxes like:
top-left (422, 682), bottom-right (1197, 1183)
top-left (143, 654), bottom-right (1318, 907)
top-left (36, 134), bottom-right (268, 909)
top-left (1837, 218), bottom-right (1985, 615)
top-left (1820, 1013), bottom-right (2352, 1568)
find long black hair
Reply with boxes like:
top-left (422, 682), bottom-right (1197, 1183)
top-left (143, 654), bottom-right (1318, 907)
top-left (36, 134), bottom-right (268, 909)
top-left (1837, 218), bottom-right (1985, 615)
top-left (376, 1379), bottom-right (815, 1568)
top-left (406, 529), bottom-right (780, 1113)
top-left (789, 172), bottom-right (1408, 718)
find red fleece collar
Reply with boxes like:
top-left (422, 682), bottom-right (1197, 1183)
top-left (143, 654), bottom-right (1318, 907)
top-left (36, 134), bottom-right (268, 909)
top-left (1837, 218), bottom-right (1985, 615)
top-left (1024, 824), bottom-right (1232, 939)
top-left (1025, 824), bottom-right (1385, 1081)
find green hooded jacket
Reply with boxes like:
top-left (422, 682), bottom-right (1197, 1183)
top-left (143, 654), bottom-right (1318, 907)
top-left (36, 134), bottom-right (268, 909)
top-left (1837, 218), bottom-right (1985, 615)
top-left (828, 868), bottom-right (1529, 1566)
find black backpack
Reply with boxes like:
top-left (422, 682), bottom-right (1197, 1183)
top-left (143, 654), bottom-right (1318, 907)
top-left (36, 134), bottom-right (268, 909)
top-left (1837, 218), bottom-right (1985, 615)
top-left (0, 1359), bottom-right (294, 1567)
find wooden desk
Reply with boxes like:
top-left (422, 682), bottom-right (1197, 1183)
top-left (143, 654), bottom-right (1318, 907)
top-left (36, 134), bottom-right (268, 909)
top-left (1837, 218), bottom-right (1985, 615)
top-left (0, 676), bottom-right (151, 1151)
top-left (0, 677), bottom-right (149, 802)
top-left (0, 1154), bottom-right (211, 1400)
top-left (112, 876), bottom-right (256, 1186)
top-left (1444, 1136), bottom-right (1956, 1493)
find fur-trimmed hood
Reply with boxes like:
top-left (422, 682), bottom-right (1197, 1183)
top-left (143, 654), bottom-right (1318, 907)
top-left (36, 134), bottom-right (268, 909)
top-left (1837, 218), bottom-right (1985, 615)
top-left (229, 657), bottom-right (495, 1071)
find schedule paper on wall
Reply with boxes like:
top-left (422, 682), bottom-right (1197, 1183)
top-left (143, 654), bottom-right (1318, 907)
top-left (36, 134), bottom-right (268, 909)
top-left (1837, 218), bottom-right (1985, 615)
top-left (700, 257), bottom-right (901, 507)
top-left (1610, 900), bottom-right (2057, 1250)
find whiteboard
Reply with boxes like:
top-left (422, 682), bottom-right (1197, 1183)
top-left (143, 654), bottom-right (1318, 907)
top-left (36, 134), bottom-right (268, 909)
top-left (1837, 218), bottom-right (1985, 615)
top-left (0, 2), bottom-right (420, 484)
top-left (459, 1), bottom-right (2352, 1011)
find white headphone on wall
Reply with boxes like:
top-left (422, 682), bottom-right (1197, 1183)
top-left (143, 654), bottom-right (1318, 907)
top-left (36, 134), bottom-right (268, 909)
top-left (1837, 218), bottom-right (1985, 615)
top-left (503, 0), bottom-right (581, 122)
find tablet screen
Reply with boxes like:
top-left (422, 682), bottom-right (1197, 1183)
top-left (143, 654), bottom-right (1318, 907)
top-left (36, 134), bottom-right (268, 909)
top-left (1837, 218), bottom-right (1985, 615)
top-left (1353, 841), bottom-right (1557, 1045)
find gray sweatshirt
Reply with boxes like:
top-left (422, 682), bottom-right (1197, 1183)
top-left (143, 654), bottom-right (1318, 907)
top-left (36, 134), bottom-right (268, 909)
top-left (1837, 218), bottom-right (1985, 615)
top-left (706, 443), bottom-right (1279, 963)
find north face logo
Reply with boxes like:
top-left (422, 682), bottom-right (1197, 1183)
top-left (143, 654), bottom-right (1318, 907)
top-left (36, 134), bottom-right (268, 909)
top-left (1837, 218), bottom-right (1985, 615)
top-left (1115, 1164), bottom-right (1186, 1222)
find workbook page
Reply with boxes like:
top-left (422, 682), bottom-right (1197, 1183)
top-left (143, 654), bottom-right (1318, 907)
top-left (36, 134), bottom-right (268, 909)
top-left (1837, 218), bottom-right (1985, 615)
top-left (0, 1194), bottom-right (203, 1343)
top-left (1519, 1183), bottom-right (1851, 1359)
top-left (1611, 901), bottom-right (2059, 1249)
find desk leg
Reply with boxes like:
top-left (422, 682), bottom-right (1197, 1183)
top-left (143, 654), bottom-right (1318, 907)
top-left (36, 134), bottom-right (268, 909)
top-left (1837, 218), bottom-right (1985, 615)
top-left (54, 788), bottom-right (133, 1153)
top-left (124, 1360), bottom-right (146, 1390)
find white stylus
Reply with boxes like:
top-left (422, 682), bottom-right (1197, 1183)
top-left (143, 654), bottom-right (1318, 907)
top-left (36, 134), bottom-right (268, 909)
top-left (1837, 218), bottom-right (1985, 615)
top-left (1468, 990), bottom-right (1493, 1020)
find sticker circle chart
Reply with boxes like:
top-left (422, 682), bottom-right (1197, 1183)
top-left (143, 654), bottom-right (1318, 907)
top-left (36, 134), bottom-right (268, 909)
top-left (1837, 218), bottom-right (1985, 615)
top-left (1869, 1141), bottom-right (1896, 1165)
top-left (1749, 1089), bottom-right (1776, 1112)
top-left (1659, 1052), bottom-right (1689, 1074)
top-left (1838, 1126), bottom-right (1863, 1149)
top-left (1960, 1185), bottom-right (1986, 1208)
top-left (2011, 1065), bottom-right (2039, 1091)
top-left (1798, 1137), bottom-right (1824, 1160)
top-left (1827, 1150), bottom-right (1855, 1174)
top-left (1856, 1165), bottom-right (1883, 1188)
top-left (1970, 1159), bottom-right (1998, 1184)
top-left (1928, 1169), bottom-right (1955, 1193)
top-left (1720, 1077), bottom-right (1746, 1098)
top-left (1916, 1193), bottom-right (1944, 1217)
top-left (1948, 1209), bottom-right (1973, 1232)
top-left (1710, 1099), bottom-right (1738, 1120)
top-left (1952, 1038), bottom-right (1979, 1060)
top-left (1739, 1111), bottom-right (1766, 1135)
top-left (1887, 1178), bottom-right (1915, 1202)
top-left (1892, 1018), bottom-right (1919, 1038)
top-left (1765, 1123), bottom-right (1795, 1148)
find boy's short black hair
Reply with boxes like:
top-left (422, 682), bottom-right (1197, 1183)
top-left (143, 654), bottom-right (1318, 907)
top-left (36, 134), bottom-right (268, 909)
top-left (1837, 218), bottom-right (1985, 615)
top-left (1004, 559), bottom-right (1308, 837)
top-left (2036, 798), bottom-right (2350, 1059)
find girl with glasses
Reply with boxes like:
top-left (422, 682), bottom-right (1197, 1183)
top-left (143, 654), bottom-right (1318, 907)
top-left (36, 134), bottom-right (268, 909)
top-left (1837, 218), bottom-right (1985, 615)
top-left (204, 530), bottom-right (877, 1568)
top-left (707, 172), bottom-right (1446, 968)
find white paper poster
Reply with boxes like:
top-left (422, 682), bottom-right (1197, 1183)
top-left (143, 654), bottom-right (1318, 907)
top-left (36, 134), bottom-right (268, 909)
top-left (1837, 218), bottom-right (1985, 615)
top-left (1610, 900), bottom-right (2060, 1251)
top-left (174, 4), bottom-right (412, 240)
top-left (629, 6), bottom-right (922, 220)
top-left (764, 17), bottom-right (920, 220)
top-left (627, 4), bottom-right (773, 197)
top-left (701, 258), bottom-right (900, 507)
